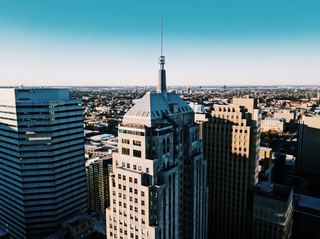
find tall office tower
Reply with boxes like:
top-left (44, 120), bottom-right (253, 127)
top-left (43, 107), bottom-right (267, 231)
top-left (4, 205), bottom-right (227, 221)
top-left (296, 115), bottom-right (320, 177)
top-left (197, 96), bottom-right (260, 239)
top-left (252, 183), bottom-right (293, 239)
top-left (86, 155), bottom-right (112, 215)
top-left (0, 88), bottom-right (87, 239)
top-left (106, 49), bottom-right (208, 238)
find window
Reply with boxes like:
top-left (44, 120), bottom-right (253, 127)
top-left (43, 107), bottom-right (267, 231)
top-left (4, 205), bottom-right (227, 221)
top-left (122, 148), bottom-right (130, 155)
top-left (122, 138), bottom-right (130, 144)
top-left (133, 150), bottom-right (141, 158)
top-left (133, 140), bottom-right (141, 146)
top-left (162, 139), bottom-right (166, 154)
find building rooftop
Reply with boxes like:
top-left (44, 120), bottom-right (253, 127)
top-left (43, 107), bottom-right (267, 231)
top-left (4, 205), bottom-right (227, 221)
top-left (123, 91), bottom-right (193, 127)
top-left (85, 155), bottom-right (112, 167)
top-left (254, 182), bottom-right (292, 202)
top-left (0, 87), bottom-right (70, 103)
top-left (297, 194), bottom-right (320, 212)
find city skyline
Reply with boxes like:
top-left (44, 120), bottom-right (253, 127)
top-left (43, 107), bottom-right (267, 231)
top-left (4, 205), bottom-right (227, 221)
top-left (1, 0), bottom-right (320, 86)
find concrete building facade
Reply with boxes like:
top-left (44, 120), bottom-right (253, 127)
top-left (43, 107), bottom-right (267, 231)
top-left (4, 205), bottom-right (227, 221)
top-left (261, 118), bottom-right (284, 133)
top-left (106, 54), bottom-right (208, 239)
top-left (197, 97), bottom-right (260, 239)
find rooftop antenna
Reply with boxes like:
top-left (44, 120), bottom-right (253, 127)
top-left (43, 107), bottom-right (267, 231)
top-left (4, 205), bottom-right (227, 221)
top-left (160, 17), bottom-right (164, 56)
top-left (157, 18), bottom-right (167, 93)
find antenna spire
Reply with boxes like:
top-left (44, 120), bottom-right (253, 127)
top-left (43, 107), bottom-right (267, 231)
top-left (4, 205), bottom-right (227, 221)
top-left (160, 18), bottom-right (163, 56)
top-left (157, 18), bottom-right (167, 93)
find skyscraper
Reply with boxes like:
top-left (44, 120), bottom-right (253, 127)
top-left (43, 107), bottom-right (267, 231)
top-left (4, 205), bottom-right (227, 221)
top-left (0, 88), bottom-right (87, 239)
top-left (86, 155), bottom-right (112, 215)
top-left (106, 42), bottom-right (208, 238)
top-left (197, 97), bottom-right (260, 239)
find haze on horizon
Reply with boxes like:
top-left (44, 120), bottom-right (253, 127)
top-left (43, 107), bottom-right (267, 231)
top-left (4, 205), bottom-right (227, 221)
top-left (1, 0), bottom-right (320, 87)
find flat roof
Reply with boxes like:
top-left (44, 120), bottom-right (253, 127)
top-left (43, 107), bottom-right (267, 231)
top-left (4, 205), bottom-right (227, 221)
top-left (254, 182), bottom-right (292, 202)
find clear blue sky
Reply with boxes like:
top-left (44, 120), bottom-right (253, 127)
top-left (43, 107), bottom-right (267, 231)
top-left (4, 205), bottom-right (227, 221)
top-left (0, 0), bottom-right (320, 86)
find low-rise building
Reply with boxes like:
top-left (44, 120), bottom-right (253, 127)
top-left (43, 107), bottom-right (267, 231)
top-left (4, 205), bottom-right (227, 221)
top-left (261, 118), bottom-right (284, 133)
top-left (252, 183), bottom-right (293, 239)
top-left (293, 194), bottom-right (320, 239)
top-left (274, 110), bottom-right (296, 123)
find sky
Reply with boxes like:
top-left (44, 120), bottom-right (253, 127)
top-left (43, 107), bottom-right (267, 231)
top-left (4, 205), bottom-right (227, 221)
top-left (0, 0), bottom-right (320, 86)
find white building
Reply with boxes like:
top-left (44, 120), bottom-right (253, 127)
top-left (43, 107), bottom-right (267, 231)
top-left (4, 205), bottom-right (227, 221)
top-left (274, 110), bottom-right (295, 123)
top-left (106, 52), bottom-right (208, 239)
top-left (189, 102), bottom-right (205, 113)
top-left (261, 118), bottom-right (284, 133)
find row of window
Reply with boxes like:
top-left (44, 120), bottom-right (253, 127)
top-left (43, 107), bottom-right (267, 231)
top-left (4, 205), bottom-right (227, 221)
top-left (113, 191), bottom-right (145, 199)
top-left (122, 148), bottom-right (142, 158)
top-left (113, 200), bottom-right (146, 208)
top-left (118, 174), bottom-right (139, 184)
top-left (115, 161), bottom-right (150, 174)
top-left (119, 129), bottom-right (145, 136)
top-left (121, 139), bottom-right (142, 146)
top-left (109, 227), bottom-right (148, 239)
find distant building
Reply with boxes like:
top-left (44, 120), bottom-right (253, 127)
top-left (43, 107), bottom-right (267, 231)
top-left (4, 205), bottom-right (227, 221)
top-left (252, 183), bottom-right (293, 239)
top-left (258, 147), bottom-right (274, 182)
top-left (197, 96), bottom-right (260, 239)
top-left (274, 110), bottom-right (295, 123)
top-left (0, 88), bottom-right (87, 239)
top-left (189, 102), bottom-right (205, 113)
top-left (293, 194), bottom-right (320, 239)
top-left (297, 115), bottom-right (320, 177)
top-left (86, 156), bottom-right (112, 215)
top-left (261, 118), bottom-right (284, 133)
